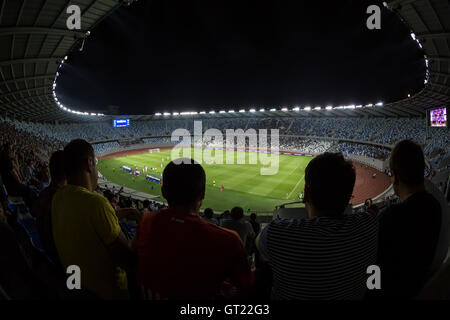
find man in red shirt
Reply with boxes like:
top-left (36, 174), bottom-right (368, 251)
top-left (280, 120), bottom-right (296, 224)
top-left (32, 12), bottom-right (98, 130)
top-left (133, 158), bottom-right (253, 300)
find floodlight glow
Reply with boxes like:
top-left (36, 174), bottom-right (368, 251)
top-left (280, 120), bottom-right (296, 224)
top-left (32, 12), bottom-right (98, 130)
top-left (219, 110), bottom-right (226, 113)
top-left (293, 107), bottom-right (300, 111)
top-left (410, 33), bottom-right (416, 40)
top-left (239, 109), bottom-right (245, 113)
top-left (304, 107), bottom-right (312, 111)
top-left (64, 56), bottom-right (68, 61)
top-left (199, 111), bottom-right (206, 114)
top-left (250, 109), bottom-right (256, 113)
top-left (326, 106), bottom-right (333, 110)
top-left (155, 113), bottom-right (162, 116)
top-left (376, 102), bottom-right (383, 106)
top-left (163, 112), bottom-right (170, 116)
top-left (209, 111), bottom-right (215, 114)
top-left (260, 108), bottom-right (265, 112)
top-left (356, 105), bottom-right (362, 108)
top-left (190, 112), bottom-right (198, 115)
top-left (314, 107), bottom-right (321, 110)
top-left (270, 108), bottom-right (276, 112)
top-left (228, 110), bottom-right (235, 113)
top-left (172, 112), bottom-right (179, 116)
top-left (281, 108), bottom-right (288, 111)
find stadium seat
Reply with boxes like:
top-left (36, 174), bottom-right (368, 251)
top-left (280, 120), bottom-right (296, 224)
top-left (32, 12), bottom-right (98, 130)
top-left (273, 202), bottom-right (309, 220)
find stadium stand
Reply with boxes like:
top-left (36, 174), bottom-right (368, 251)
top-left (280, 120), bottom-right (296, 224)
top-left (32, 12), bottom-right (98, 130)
top-left (0, 0), bottom-right (449, 301)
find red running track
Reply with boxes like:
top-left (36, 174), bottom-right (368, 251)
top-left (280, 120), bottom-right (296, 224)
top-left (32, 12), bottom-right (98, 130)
top-left (351, 162), bottom-right (391, 205)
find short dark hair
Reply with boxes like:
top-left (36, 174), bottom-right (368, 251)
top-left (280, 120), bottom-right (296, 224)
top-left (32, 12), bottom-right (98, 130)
top-left (143, 200), bottom-right (150, 208)
top-left (230, 206), bottom-right (244, 220)
top-left (204, 208), bottom-right (214, 219)
top-left (124, 198), bottom-right (132, 208)
top-left (389, 140), bottom-right (425, 185)
top-left (63, 139), bottom-right (95, 177)
top-left (305, 152), bottom-right (356, 216)
top-left (49, 150), bottom-right (66, 183)
top-left (250, 213), bottom-right (257, 221)
top-left (162, 158), bottom-right (206, 206)
top-left (103, 189), bottom-right (114, 201)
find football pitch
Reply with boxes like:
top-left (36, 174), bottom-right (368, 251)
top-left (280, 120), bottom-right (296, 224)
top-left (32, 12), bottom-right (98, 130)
top-left (98, 148), bottom-right (312, 213)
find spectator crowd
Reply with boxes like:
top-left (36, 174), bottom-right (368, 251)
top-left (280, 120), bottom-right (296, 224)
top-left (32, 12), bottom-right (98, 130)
top-left (0, 114), bottom-right (449, 300)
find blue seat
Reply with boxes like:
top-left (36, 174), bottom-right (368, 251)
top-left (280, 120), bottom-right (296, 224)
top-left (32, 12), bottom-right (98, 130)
top-left (119, 221), bottom-right (136, 240)
top-left (7, 197), bottom-right (29, 216)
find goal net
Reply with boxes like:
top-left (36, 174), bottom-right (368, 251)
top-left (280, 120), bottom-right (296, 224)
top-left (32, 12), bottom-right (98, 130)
top-left (148, 148), bottom-right (161, 153)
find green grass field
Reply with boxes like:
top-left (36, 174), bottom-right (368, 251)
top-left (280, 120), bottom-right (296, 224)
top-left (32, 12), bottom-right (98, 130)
top-left (98, 148), bottom-right (312, 212)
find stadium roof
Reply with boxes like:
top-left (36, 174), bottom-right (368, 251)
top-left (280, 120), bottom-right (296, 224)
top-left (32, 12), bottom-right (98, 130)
top-left (0, 0), bottom-right (449, 122)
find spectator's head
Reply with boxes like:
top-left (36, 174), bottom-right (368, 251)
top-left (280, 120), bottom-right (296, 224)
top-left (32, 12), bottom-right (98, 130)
top-left (143, 200), bottom-right (150, 209)
top-left (389, 140), bottom-right (425, 199)
top-left (204, 208), bottom-right (214, 219)
top-left (63, 139), bottom-right (97, 191)
top-left (125, 198), bottom-right (133, 208)
top-left (103, 189), bottom-right (115, 203)
top-left (49, 150), bottom-right (66, 187)
top-left (230, 206), bottom-right (244, 220)
top-left (250, 213), bottom-right (257, 221)
top-left (304, 152), bottom-right (355, 218)
top-left (161, 158), bottom-right (206, 212)
top-left (364, 198), bottom-right (373, 209)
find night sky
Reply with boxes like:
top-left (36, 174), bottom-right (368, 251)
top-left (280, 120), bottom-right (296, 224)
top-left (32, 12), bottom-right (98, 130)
top-left (56, 0), bottom-right (426, 115)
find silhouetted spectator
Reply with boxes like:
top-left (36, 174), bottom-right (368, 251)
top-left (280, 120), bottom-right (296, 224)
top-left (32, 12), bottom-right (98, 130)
top-left (134, 158), bottom-right (253, 299)
top-left (257, 153), bottom-right (378, 300)
top-left (142, 200), bottom-right (151, 216)
top-left (202, 208), bottom-right (218, 225)
top-left (32, 150), bottom-right (66, 268)
top-left (249, 213), bottom-right (261, 236)
top-left (372, 140), bottom-right (441, 299)
top-left (221, 207), bottom-right (255, 248)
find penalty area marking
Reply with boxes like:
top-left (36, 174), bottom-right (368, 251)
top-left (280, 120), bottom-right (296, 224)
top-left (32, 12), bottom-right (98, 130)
top-left (286, 160), bottom-right (306, 199)
top-left (287, 174), bottom-right (305, 200)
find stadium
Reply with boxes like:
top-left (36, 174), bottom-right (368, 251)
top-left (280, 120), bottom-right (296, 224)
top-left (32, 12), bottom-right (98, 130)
top-left (0, 0), bottom-right (449, 304)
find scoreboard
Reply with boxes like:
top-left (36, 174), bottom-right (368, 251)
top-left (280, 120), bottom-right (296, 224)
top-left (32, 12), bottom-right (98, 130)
top-left (428, 107), bottom-right (447, 128)
top-left (113, 119), bottom-right (130, 127)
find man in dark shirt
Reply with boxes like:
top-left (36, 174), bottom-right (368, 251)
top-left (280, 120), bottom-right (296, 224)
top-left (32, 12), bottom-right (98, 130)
top-left (374, 140), bottom-right (441, 299)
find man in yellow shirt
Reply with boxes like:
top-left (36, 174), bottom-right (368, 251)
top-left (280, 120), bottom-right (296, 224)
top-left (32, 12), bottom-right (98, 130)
top-left (52, 139), bottom-right (134, 299)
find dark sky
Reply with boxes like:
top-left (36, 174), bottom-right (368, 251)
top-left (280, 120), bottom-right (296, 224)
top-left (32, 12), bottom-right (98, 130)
top-left (56, 0), bottom-right (426, 115)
